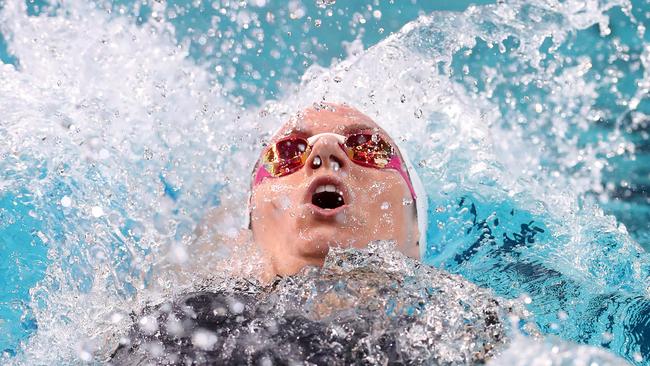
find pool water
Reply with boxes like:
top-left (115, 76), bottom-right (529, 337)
top-left (0, 0), bottom-right (649, 364)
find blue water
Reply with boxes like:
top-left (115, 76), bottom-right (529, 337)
top-left (1, 0), bottom-right (649, 364)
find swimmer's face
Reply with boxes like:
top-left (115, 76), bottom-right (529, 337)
top-left (250, 104), bottom-right (419, 279)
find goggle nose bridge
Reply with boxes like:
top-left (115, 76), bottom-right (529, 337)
top-left (306, 132), bottom-right (347, 146)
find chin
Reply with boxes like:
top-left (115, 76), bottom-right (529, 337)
top-left (297, 227), bottom-right (353, 258)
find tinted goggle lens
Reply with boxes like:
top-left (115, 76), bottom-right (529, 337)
top-left (344, 133), bottom-right (393, 168)
top-left (262, 133), bottom-right (394, 177)
top-left (263, 138), bottom-right (310, 176)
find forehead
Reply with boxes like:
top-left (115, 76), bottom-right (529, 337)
top-left (274, 105), bottom-right (385, 139)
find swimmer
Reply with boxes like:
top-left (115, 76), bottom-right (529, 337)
top-left (111, 104), bottom-right (517, 365)
top-left (195, 102), bottom-right (428, 282)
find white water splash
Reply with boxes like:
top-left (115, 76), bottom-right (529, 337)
top-left (0, 0), bottom-right (647, 364)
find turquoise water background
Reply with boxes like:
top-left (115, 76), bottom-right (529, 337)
top-left (1, 0), bottom-right (649, 364)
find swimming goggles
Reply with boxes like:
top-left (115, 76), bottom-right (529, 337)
top-left (253, 132), bottom-right (417, 199)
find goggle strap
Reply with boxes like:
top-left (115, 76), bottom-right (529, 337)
top-left (386, 156), bottom-right (417, 200)
top-left (254, 165), bottom-right (273, 186)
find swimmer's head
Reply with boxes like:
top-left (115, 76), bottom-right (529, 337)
top-left (250, 103), bottom-right (422, 278)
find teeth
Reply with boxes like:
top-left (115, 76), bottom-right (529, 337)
top-left (314, 184), bottom-right (342, 195)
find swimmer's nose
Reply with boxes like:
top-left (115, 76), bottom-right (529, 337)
top-left (307, 136), bottom-right (347, 174)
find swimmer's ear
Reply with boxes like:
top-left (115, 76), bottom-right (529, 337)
top-left (410, 210), bottom-right (421, 259)
top-left (247, 190), bottom-right (253, 230)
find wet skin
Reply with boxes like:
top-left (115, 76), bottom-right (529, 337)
top-left (250, 103), bottom-right (419, 281)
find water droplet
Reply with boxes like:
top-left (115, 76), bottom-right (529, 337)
top-left (414, 109), bottom-right (423, 118)
top-left (601, 332), bottom-right (613, 342)
top-left (312, 155), bottom-right (322, 167)
top-left (192, 329), bottom-right (218, 351)
top-left (400, 94), bottom-right (406, 103)
top-left (259, 355), bottom-right (273, 366)
top-left (34, 230), bottom-right (49, 244)
top-left (143, 147), bottom-right (153, 160)
top-left (91, 206), bottom-right (104, 218)
top-left (138, 316), bottom-right (158, 335)
top-left (331, 160), bottom-right (340, 171)
top-left (110, 312), bottom-right (124, 323)
top-left (170, 245), bottom-right (188, 264)
top-left (381, 202), bottom-right (390, 210)
top-left (229, 301), bottom-right (244, 314)
top-left (78, 348), bottom-right (92, 362)
top-left (316, 0), bottom-right (336, 9)
top-left (278, 196), bottom-right (291, 210)
top-left (60, 196), bottom-right (72, 207)
top-left (314, 19), bottom-right (322, 27)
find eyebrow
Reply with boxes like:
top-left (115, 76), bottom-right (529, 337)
top-left (281, 126), bottom-right (311, 137)
top-left (280, 122), bottom-right (377, 137)
top-left (339, 123), bottom-right (376, 134)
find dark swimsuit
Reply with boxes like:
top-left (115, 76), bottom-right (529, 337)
top-left (111, 269), bottom-right (511, 365)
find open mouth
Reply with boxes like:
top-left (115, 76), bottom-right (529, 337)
top-left (311, 184), bottom-right (345, 210)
